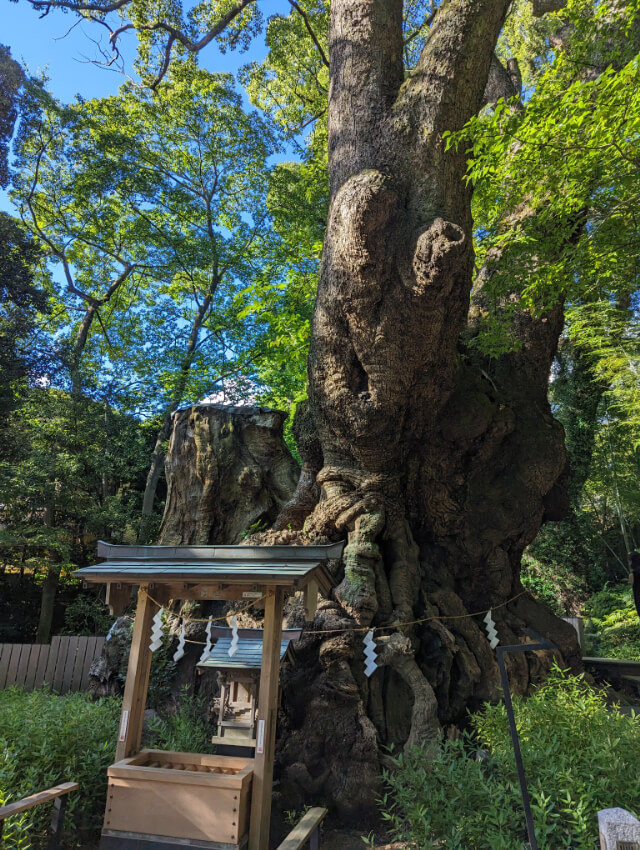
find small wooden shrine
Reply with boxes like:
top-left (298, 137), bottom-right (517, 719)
top-left (75, 540), bottom-right (343, 850)
top-left (197, 628), bottom-right (301, 749)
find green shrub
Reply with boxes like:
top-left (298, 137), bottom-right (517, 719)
top-left (583, 584), bottom-right (640, 660)
top-left (0, 687), bottom-right (216, 848)
top-left (520, 552), bottom-right (588, 616)
top-left (0, 688), bottom-right (120, 849)
top-left (60, 591), bottom-right (116, 637)
top-left (0, 744), bottom-right (30, 849)
top-left (380, 666), bottom-right (640, 849)
top-left (145, 687), bottom-right (215, 754)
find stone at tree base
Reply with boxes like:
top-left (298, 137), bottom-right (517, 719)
top-left (88, 615), bottom-right (133, 697)
top-left (598, 808), bottom-right (640, 850)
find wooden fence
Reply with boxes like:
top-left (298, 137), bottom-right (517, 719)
top-left (0, 635), bottom-right (105, 694)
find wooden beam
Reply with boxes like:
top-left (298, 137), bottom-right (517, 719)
top-left (303, 579), bottom-right (318, 622)
top-left (275, 807), bottom-right (327, 850)
top-left (163, 583), bottom-right (267, 602)
top-left (248, 586), bottom-right (285, 850)
top-left (115, 586), bottom-right (167, 762)
top-left (0, 782), bottom-right (78, 821)
top-left (105, 583), bottom-right (132, 616)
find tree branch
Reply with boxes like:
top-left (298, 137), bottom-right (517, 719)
top-left (150, 34), bottom-right (176, 90)
top-left (288, 0), bottom-right (329, 69)
top-left (328, 0), bottom-right (404, 192)
top-left (25, 0), bottom-right (130, 14)
top-left (482, 53), bottom-right (522, 108)
top-left (403, 9), bottom-right (436, 47)
top-left (531, 0), bottom-right (567, 17)
top-left (107, 0), bottom-right (256, 85)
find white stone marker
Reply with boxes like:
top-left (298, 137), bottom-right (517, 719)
top-left (598, 808), bottom-right (640, 850)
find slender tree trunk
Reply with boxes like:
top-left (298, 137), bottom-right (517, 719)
top-left (35, 504), bottom-right (59, 644)
top-left (70, 303), bottom-right (97, 395)
top-left (64, 264), bottom-right (133, 395)
top-left (138, 287), bottom-right (215, 542)
top-left (35, 566), bottom-right (60, 644)
top-left (138, 412), bottom-right (173, 543)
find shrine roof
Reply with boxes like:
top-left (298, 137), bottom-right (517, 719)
top-left (74, 541), bottom-right (344, 595)
top-left (197, 629), bottom-right (300, 671)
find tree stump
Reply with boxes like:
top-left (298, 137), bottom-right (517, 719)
top-left (159, 404), bottom-right (300, 545)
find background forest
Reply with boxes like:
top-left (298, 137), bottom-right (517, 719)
top-left (1, 0), bottom-right (639, 650)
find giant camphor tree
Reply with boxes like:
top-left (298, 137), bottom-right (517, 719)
top-left (14, 0), bottom-right (640, 820)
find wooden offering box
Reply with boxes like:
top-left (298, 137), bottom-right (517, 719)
top-left (103, 749), bottom-right (253, 849)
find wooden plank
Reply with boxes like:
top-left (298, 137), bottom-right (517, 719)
top-left (275, 808), bottom-right (327, 850)
top-left (248, 586), bottom-right (285, 850)
top-left (60, 636), bottom-right (80, 693)
top-left (583, 657), bottom-right (640, 678)
top-left (80, 636), bottom-right (97, 688)
top-left (69, 638), bottom-right (89, 692)
top-left (74, 636), bottom-right (93, 690)
top-left (106, 764), bottom-right (250, 789)
top-left (80, 636), bottom-right (99, 688)
top-left (23, 645), bottom-right (46, 690)
top-left (108, 751), bottom-right (253, 792)
top-left (43, 638), bottom-right (61, 688)
top-left (5, 644), bottom-right (26, 688)
top-left (0, 645), bottom-right (16, 689)
top-left (105, 780), bottom-right (244, 844)
top-left (0, 782), bottom-right (78, 821)
top-left (115, 587), bottom-right (168, 762)
top-left (100, 829), bottom-right (247, 849)
top-left (15, 643), bottom-right (34, 689)
top-left (0, 644), bottom-right (13, 688)
top-left (123, 750), bottom-right (252, 771)
top-left (22, 645), bottom-right (39, 690)
top-left (52, 637), bottom-right (72, 693)
top-left (33, 643), bottom-right (51, 689)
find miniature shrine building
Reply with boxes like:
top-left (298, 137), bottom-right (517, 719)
top-left (198, 628), bottom-right (301, 750)
top-left (74, 540), bottom-right (344, 850)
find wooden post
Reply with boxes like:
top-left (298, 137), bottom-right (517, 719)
top-left (249, 586), bottom-right (285, 850)
top-left (304, 578), bottom-right (318, 622)
top-left (47, 795), bottom-right (66, 850)
top-left (105, 582), bottom-right (132, 616)
top-left (115, 586), bottom-right (165, 762)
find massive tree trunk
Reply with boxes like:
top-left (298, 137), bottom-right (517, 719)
top-left (160, 0), bottom-right (580, 825)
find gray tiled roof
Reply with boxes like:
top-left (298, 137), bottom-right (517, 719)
top-left (74, 541), bottom-right (344, 593)
top-left (197, 634), bottom-right (293, 670)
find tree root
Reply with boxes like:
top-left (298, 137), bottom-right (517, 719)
top-left (377, 632), bottom-right (440, 752)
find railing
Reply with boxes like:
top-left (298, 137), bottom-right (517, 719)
top-left (276, 807), bottom-right (327, 850)
top-left (583, 656), bottom-right (640, 680)
top-left (0, 782), bottom-right (78, 850)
